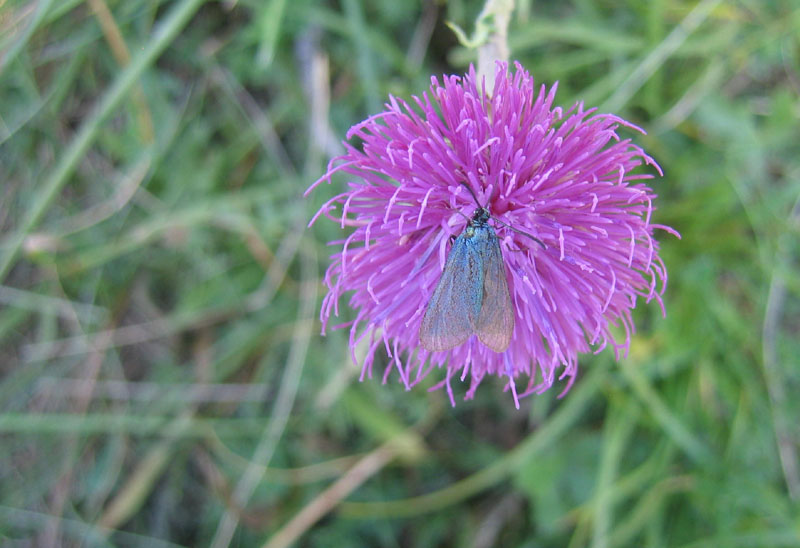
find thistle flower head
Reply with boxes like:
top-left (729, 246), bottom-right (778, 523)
top-left (307, 62), bottom-right (677, 407)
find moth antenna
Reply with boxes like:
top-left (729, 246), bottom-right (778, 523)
top-left (453, 208), bottom-right (471, 222)
top-left (492, 217), bottom-right (547, 249)
top-left (459, 182), bottom-right (485, 209)
top-left (458, 182), bottom-right (544, 248)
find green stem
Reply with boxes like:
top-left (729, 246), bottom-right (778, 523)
top-left (0, 0), bottom-right (56, 79)
top-left (0, 0), bottom-right (208, 282)
top-left (476, 0), bottom-right (514, 94)
top-left (339, 365), bottom-right (605, 518)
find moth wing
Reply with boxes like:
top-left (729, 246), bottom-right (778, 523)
top-left (476, 230), bottom-right (515, 353)
top-left (419, 235), bottom-right (484, 352)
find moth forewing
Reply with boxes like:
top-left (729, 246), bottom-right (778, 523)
top-left (475, 227), bottom-right (514, 352)
top-left (419, 211), bottom-right (515, 354)
top-left (419, 232), bottom-right (483, 352)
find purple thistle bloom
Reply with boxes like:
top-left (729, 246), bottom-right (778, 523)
top-left (307, 62), bottom-right (678, 407)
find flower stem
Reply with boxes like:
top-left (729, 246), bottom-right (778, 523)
top-left (476, 0), bottom-right (514, 94)
top-left (446, 0), bottom-right (514, 95)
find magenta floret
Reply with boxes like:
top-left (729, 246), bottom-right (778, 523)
top-left (307, 62), bottom-right (678, 407)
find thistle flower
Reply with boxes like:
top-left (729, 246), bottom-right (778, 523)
top-left (307, 62), bottom-right (677, 407)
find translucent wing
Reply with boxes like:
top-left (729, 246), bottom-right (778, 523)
top-left (419, 234), bottom-right (484, 352)
top-left (475, 228), bottom-right (515, 352)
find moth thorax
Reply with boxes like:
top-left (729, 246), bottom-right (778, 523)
top-left (471, 207), bottom-right (491, 226)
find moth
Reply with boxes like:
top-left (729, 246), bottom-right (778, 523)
top-left (419, 184), bottom-right (543, 353)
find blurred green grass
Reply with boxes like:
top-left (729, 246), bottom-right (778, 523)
top-left (1, 0), bottom-right (799, 546)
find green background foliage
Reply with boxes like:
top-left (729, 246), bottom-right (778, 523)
top-left (1, 0), bottom-right (799, 546)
